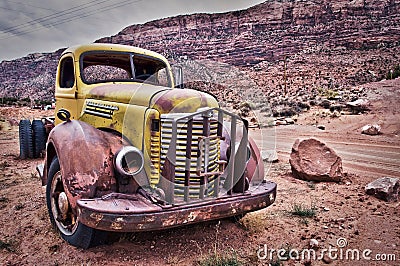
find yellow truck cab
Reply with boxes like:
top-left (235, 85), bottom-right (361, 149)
top-left (20, 43), bottom-right (276, 248)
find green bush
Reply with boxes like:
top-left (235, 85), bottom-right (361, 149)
top-left (290, 203), bottom-right (317, 218)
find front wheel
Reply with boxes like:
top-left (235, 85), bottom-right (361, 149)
top-left (46, 156), bottom-right (112, 249)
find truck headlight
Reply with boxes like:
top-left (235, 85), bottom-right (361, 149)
top-left (114, 146), bottom-right (144, 176)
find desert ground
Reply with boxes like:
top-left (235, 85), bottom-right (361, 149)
top-left (0, 78), bottom-right (399, 265)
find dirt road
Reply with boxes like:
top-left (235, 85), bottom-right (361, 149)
top-left (250, 125), bottom-right (400, 181)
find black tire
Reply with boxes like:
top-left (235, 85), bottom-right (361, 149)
top-left (32, 119), bottom-right (46, 158)
top-left (46, 157), bottom-right (113, 249)
top-left (19, 120), bottom-right (33, 159)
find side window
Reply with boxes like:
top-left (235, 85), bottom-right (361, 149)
top-left (59, 57), bottom-right (75, 88)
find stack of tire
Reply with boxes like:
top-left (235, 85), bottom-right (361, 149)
top-left (19, 119), bottom-right (47, 159)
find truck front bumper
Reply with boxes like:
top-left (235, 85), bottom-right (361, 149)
top-left (77, 181), bottom-right (277, 232)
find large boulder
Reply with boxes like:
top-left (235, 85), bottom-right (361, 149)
top-left (289, 138), bottom-right (343, 182)
top-left (365, 177), bottom-right (399, 202)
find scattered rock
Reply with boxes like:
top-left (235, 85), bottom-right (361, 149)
top-left (346, 99), bottom-right (370, 114)
top-left (289, 138), bottom-right (343, 182)
top-left (336, 218), bottom-right (346, 223)
top-left (272, 107), bottom-right (298, 117)
top-left (261, 150), bottom-right (279, 163)
top-left (329, 105), bottom-right (343, 112)
top-left (365, 177), bottom-right (399, 202)
top-left (361, 124), bottom-right (381, 135)
top-left (275, 120), bottom-right (288, 126)
top-left (309, 239), bottom-right (319, 249)
top-left (317, 125), bottom-right (326, 130)
top-left (285, 117), bottom-right (295, 124)
top-left (322, 253), bottom-right (333, 264)
top-left (330, 110), bottom-right (341, 118)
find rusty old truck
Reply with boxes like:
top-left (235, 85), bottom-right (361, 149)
top-left (19, 43), bottom-right (277, 248)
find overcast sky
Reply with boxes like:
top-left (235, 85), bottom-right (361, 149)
top-left (0, 0), bottom-right (265, 61)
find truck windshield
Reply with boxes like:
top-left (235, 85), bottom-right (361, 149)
top-left (80, 51), bottom-right (171, 87)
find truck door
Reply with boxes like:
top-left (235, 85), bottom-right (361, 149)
top-left (55, 54), bottom-right (78, 124)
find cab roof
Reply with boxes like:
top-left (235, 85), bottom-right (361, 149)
top-left (62, 43), bottom-right (168, 63)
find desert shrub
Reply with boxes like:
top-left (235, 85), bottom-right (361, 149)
top-left (386, 65), bottom-right (400, 80)
top-left (319, 99), bottom-right (331, 109)
top-left (289, 203), bottom-right (317, 218)
top-left (297, 102), bottom-right (310, 110)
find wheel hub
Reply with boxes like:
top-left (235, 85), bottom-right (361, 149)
top-left (58, 192), bottom-right (69, 220)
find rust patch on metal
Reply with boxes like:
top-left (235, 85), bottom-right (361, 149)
top-left (77, 181), bottom-right (277, 232)
top-left (151, 89), bottom-right (218, 114)
top-left (111, 217), bottom-right (126, 230)
top-left (89, 212), bottom-right (104, 227)
top-left (47, 120), bottom-right (127, 209)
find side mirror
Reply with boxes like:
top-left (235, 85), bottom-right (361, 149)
top-left (173, 66), bottom-right (184, 89)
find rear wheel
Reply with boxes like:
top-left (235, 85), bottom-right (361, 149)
top-left (19, 120), bottom-right (33, 159)
top-left (32, 119), bottom-right (46, 158)
top-left (46, 157), bottom-right (112, 249)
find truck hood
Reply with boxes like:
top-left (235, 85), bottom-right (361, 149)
top-left (88, 83), bottom-right (218, 114)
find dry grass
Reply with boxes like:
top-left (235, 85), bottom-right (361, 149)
top-left (197, 250), bottom-right (241, 266)
top-left (237, 212), bottom-right (267, 234)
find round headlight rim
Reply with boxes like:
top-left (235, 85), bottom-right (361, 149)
top-left (114, 146), bottom-right (144, 177)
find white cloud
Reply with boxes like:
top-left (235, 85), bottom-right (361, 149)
top-left (0, 0), bottom-right (265, 61)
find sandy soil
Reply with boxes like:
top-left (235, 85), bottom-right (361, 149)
top-left (0, 79), bottom-right (399, 265)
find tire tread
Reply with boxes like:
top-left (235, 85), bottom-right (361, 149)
top-left (19, 120), bottom-right (33, 159)
top-left (32, 119), bottom-right (46, 158)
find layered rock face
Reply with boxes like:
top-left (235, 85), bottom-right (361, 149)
top-left (0, 49), bottom-right (63, 102)
top-left (0, 0), bottom-right (399, 104)
top-left (101, 0), bottom-right (400, 63)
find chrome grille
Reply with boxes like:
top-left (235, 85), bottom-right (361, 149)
top-left (160, 114), bottom-right (220, 199)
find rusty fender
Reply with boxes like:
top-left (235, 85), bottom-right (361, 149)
top-left (246, 137), bottom-right (264, 183)
top-left (77, 181), bottom-right (277, 232)
top-left (43, 120), bottom-right (128, 210)
top-left (220, 121), bottom-right (264, 183)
